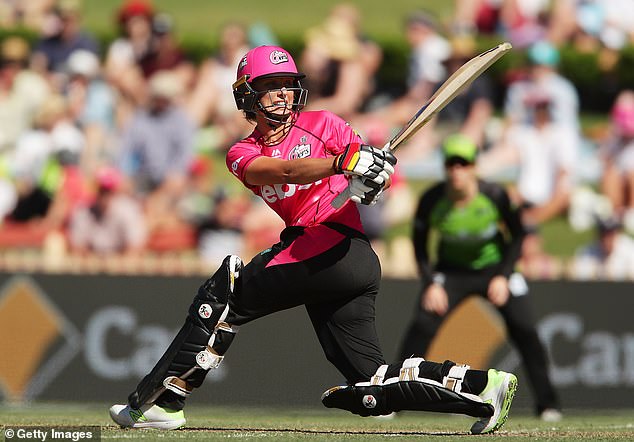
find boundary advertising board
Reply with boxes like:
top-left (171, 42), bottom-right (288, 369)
top-left (0, 274), bottom-right (631, 410)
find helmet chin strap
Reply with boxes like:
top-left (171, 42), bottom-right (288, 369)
top-left (257, 101), bottom-right (296, 128)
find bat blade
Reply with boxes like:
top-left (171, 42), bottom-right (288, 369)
top-left (386, 41), bottom-right (512, 153)
top-left (331, 42), bottom-right (512, 208)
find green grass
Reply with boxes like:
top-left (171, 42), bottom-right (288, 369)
top-left (82, 0), bottom-right (455, 44)
top-left (539, 217), bottom-right (594, 258)
top-left (2, 403), bottom-right (634, 441)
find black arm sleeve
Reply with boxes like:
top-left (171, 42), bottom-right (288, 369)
top-left (412, 183), bottom-right (445, 287)
top-left (480, 181), bottom-right (526, 277)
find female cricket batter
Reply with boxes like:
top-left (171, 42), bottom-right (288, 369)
top-left (110, 45), bottom-right (517, 434)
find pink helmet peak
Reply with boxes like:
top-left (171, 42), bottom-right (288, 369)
top-left (236, 45), bottom-right (305, 82)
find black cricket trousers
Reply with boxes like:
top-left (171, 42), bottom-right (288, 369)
top-left (156, 223), bottom-right (475, 411)
top-left (227, 223), bottom-right (385, 383)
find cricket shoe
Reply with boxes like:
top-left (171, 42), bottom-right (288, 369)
top-left (470, 369), bottom-right (517, 434)
top-left (109, 403), bottom-right (185, 430)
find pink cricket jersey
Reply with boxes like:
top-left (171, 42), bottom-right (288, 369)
top-left (226, 110), bottom-right (365, 265)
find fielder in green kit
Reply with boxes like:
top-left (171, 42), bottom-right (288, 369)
top-left (399, 134), bottom-right (562, 421)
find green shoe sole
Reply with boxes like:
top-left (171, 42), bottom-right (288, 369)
top-left (491, 374), bottom-right (517, 433)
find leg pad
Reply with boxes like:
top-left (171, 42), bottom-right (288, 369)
top-left (321, 358), bottom-right (493, 418)
top-left (321, 381), bottom-right (493, 418)
top-left (128, 255), bottom-right (242, 408)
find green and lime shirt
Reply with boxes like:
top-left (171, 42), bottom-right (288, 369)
top-left (413, 180), bottom-right (526, 287)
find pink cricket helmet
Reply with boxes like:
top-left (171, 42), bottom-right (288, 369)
top-left (233, 45), bottom-right (307, 114)
top-left (236, 45), bottom-right (305, 82)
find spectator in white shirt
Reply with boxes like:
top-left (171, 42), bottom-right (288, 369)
top-left (569, 216), bottom-right (634, 280)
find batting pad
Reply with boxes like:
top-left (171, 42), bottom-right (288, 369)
top-left (321, 381), bottom-right (494, 418)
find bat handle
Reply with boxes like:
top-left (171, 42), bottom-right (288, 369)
top-left (331, 186), bottom-right (351, 209)
top-left (330, 143), bottom-right (392, 209)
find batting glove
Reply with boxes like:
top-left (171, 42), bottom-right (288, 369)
top-left (333, 143), bottom-right (397, 184)
top-left (349, 176), bottom-right (385, 206)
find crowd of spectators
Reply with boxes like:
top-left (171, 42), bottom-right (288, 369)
top-left (0, 0), bottom-right (633, 280)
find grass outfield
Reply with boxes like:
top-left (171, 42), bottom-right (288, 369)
top-left (2, 403), bottom-right (634, 441)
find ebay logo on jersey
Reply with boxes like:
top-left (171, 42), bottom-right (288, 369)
top-left (260, 180), bottom-right (323, 203)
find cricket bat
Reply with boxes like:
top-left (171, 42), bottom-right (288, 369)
top-left (332, 41), bottom-right (513, 208)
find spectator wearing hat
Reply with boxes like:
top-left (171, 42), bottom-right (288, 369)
top-left (105, 0), bottom-right (155, 105)
top-left (504, 40), bottom-right (580, 132)
top-left (117, 69), bottom-right (195, 236)
top-left (598, 90), bottom-right (634, 231)
top-left (569, 215), bottom-right (634, 280)
top-left (109, 0), bottom-right (155, 65)
top-left (300, 3), bottom-right (382, 120)
top-left (68, 166), bottom-right (147, 256)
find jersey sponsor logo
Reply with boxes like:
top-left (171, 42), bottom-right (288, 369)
top-left (269, 50), bottom-right (289, 65)
top-left (260, 180), bottom-right (322, 203)
top-left (289, 144), bottom-right (311, 160)
top-left (271, 149), bottom-right (282, 158)
top-left (231, 156), bottom-right (244, 176)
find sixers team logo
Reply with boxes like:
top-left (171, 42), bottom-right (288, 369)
top-left (198, 304), bottom-right (213, 319)
top-left (196, 351), bottom-right (211, 369)
top-left (362, 394), bottom-right (377, 408)
top-left (270, 50), bottom-right (289, 65)
top-left (238, 55), bottom-right (248, 75)
top-left (289, 144), bottom-right (311, 160)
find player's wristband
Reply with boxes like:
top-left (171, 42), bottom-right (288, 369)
top-left (333, 143), bottom-right (362, 174)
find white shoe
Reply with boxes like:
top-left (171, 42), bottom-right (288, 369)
top-left (470, 369), bottom-right (517, 434)
top-left (540, 408), bottom-right (563, 422)
top-left (109, 403), bottom-right (186, 430)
